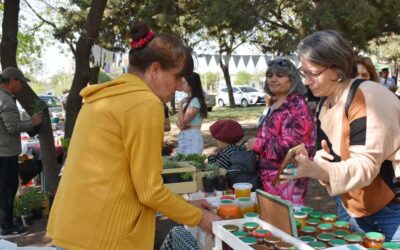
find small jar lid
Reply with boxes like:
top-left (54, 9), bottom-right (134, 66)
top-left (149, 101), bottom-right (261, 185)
top-left (329, 239), bottom-right (347, 246)
top-left (275, 242), bottom-right (295, 250)
top-left (244, 212), bottom-right (259, 218)
top-left (223, 224), bottom-right (239, 232)
top-left (237, 197), bottom-right (253, 206)
top-left (308, 241), bottom-right (327, 249)
top-left (264, 236), bottom-right (281, 244)
top-left (317, 233), bottom-right (335, 241)
top-left (306, 218), bottom-right (321, 225)
top-left (220, 195), bottom-right (234, 200)
top-left (232, 230), bottom-right (247, 238)
top-left (382, 242), bottom-right (400, 250)
top-left (243, 222), bottom-right (260, 231)
top-left (220, 199), bottom-right (234, 205)
top-left (301, 226), bottom-right (317, 233)
top-left (309, 211), bottom-right (324, 219)
top-left (294, 211), bottom-right (308, 219)
top-left (334, 220), bottom-right (350, 228)
top-left (233, 182), bottom-right (252, 190)
top-left (322, 213), bottom-right (338, 220)
top-left (300, 206), bottom-right (313, 214)
top-left (344, 234), bottom-right (363, 242)
top-left (365, 232), bottom-right (385, 241)
top-left (299, 236), bottom-right (316, 242)
top-left (334, 230), bottom-right (349, 238)
top-left (252, 229), bottom-right (271, 238)
top-left (241, 236), bottom-right (257, 245)
top-left (317, 223), bottom-right (333, 230)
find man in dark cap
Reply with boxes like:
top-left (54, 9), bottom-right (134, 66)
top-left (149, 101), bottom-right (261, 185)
top-left (0, 67), bottom-right (42, 237)
top-left (379, 68), bottom-right (397, 93)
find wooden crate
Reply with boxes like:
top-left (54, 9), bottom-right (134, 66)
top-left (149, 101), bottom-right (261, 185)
top-left (162, 162), bottom-right (197, 194)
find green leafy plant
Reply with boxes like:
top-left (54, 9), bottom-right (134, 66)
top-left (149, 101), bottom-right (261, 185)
top-left (60, 138), bottom-right (70, 151)
top-left (18, 187), bottom-right (49, 210)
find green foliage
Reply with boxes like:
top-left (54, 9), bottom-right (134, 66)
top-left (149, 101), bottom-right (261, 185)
top-left (369, 34), bottom-right (400, 62)
top-left (14, 188), bottom-right (49, 216)
top-left (49, 72), bottom-right (74, 96)
top-left (234, 71), bottom-right (253, 85)
top-left (200, 72), bottom-right (220, 92)
top-left (60, 138), bottom-right (70, 151)
top-left (98, 71), bottom-right (112, 83)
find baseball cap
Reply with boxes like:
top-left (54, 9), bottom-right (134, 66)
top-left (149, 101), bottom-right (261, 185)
top-left (1, 67), bottom-right (31, 82)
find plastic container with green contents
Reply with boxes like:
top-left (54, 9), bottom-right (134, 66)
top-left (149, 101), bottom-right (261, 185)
top-left (308, 241), bottom-right (327, 250)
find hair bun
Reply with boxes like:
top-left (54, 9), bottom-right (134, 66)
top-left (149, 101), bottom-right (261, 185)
top-left (129, 21), bottom-right (150, 42)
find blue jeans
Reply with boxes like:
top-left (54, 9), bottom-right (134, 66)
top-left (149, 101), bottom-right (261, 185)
top-left (333, 196), bottom-right (400, 241)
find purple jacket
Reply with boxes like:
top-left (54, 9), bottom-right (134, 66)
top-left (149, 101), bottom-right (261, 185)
top-left (253, 93), bottom-right (316, 205)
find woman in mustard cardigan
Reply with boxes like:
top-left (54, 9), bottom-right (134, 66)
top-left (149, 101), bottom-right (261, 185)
top-left (47, 21), bottom-right (220, 250)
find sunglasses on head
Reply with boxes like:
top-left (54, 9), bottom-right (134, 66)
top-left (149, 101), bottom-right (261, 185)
top-left (267, 59), bottom-right (290, 67)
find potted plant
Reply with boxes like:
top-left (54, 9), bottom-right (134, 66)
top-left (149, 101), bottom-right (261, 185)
top-left (18, 187), bottom-right (49, 219)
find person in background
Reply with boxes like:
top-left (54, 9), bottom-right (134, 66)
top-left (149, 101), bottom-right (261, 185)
top-left (286, 30), bottom-right (400, 241)
top-left (207, 119), bottom-right (245, 170)
top-left (0, 67), bottom-right (42, 237)
top-left (164, 104), bottom-right (171, 132)
top-left (177, 72), bottom-right (208, 155)
top-left (46, 21), bottom-right (219, 250)
top-left (355, 56), bottom-right (379, 82)
top-left (247, 58), bottom-right (316, 206)
top-left (60, 89), bottom-right (69, 113)
top-left (379, 68), bottom-right (397, 92)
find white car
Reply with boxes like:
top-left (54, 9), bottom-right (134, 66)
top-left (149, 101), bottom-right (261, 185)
top-left (216, 85), bottom-right (265, 107)
top-left (174, 91), bottom-right (216, 111)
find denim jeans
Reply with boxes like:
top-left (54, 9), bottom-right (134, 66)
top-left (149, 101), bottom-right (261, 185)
top-left (333, 196), bottom-right (400, 241)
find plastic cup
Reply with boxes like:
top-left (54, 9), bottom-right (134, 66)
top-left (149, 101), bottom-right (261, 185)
top-left (233, 183), bottom-right (252, 198)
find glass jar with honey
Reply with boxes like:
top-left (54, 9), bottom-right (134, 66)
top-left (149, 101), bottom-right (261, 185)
top-left (344, 234), bottom-right (363, 245)
top-left (322, 213), bottom-right (338, 223)
top-left (217, 203), bottom-right (240, 220)
top-left (242, 222), bottom-right (260, 233)
top-left (306, 218), bottom-right (321, 227)
top-left (299, 236), bottom-right (317, 243)
top-left (334, 229), bottom-right (350, 239)
top-left (328, 239), bottom-right (347, 247)
top-left (300, 226), bottom-right (317, 237)
top-left (252, 229), bottom-right (272, 244)
top-left (309, 211), bottom-right (324, 220)
top-left (294, 211), bottom-right (308, 227)
top-left (275, 242), bottom-right (295, 250)
top-left (264, 236), bottom-right (282, 248)
top-left (334, 221), bottom-right (351, 232)
top-left (363, 232), bottom-right (385, 249)
top-left (236, 197), bottom-right (255, 217)
top-left (317, 223), bottom-right (333, 234)
top-left (317, 233), bottom-right (335, 243)
top-left (300, 206), bottom-right (314, 214)
top-left (244, 212), bottom-right (259, 218)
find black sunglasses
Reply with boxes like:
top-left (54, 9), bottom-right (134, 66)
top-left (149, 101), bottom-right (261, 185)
top-left (267, 59), bottom-right (290, 67)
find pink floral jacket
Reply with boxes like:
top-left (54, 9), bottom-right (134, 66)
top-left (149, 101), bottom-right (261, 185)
top-left (253, 93), bottom-right (316, 205)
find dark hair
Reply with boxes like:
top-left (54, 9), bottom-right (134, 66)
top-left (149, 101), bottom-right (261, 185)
top-left (265, 58), bottom-right (306, 96)
top-left (183, 72), bottom-right (208, 118)
top-left (298, 30), bottom-right (357, 81)
top-left (128, 21), bottom-right (193, 77)
top-left (355, 56), bottom-right (379, 82)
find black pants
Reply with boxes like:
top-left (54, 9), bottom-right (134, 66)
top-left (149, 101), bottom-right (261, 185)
top-left (0, 156), bottom-right (19, 229)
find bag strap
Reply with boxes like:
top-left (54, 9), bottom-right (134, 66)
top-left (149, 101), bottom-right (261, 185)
top-left (344, 79), bottom-right (365, 118)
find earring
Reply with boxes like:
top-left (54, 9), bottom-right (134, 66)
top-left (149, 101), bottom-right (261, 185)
top-left (337, 73), bottom-right (344, 82)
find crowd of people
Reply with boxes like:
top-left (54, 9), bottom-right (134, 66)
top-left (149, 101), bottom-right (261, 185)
top-left (0, 20), bottom-right (399, 248)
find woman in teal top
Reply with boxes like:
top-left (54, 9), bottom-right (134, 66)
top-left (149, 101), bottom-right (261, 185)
top-left (177, 72), bottom-right (208, 154)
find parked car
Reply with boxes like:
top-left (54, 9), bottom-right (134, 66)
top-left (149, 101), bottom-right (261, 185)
top-left (174, 91), bottom-right (216, 111)
top-left (39, 95), bottom-right (62, 114)
top-left (216, 85), bottom-right (265, 107)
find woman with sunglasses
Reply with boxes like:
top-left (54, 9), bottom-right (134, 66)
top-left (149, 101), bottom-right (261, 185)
top-left (284, 30), bottom-right (400, 241)
top-left (247, 58), bottom-right (316, 206)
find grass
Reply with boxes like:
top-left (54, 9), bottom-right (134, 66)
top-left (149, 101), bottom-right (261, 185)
top-left (170, 105), bottom-right (265, 124)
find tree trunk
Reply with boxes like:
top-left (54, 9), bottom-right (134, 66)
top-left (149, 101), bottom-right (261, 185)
top-left (89, 66), bottom-right (100, 84)
top-left (219, 58), bottom-right (235, 108)
top-left (0, 0), bottom-right (19, 67)
top-left (64, 0), bottom-right (108, 139)
top-left (1, 0), bottom-right (59, 194)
